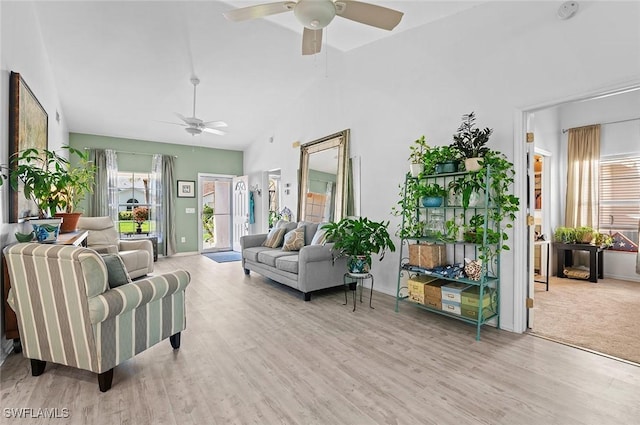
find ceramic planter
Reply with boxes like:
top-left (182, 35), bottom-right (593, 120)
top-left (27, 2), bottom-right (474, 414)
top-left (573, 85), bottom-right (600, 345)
top-left (55, 212), bottom-right (83, 233)
top-left (464, 157), bottom-right (483, 172)
top-left (30, 218), bottom-right (62, 243)
top-left (410, 163), bottom-right (424, 178)
top-left (435, 161), bottom-right (459, 174)
top-left (348, 255), bottom-right (370, 274)
top-left (422, 197), bottom-right (443, 208)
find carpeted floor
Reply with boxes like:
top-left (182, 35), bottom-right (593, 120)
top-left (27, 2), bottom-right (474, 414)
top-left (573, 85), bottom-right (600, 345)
top-left (533, 276), bottom-right (640, 364)
top-left (202, 251), bottom-right (242, 263)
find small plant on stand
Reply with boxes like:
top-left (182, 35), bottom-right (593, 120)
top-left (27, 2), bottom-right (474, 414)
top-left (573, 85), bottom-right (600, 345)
top-left (408, 135), bottom-right (429, 177)
top-left (133, 206), bottom-right (149, 234)
top-left (450, 112), bottom-right (492, 172)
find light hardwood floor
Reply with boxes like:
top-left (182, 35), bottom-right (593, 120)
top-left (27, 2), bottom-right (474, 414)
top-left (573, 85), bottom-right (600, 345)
top-left (1, 254), bottom-right (639, 424)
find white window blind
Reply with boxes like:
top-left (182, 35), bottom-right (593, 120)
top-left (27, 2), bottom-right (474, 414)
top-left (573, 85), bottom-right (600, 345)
top-left (599, 155), bottom-right (640, 232)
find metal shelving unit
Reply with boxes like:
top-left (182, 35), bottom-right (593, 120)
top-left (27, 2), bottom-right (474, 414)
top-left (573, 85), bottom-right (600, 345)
top-left (394, 168), bottom-right (500, 340)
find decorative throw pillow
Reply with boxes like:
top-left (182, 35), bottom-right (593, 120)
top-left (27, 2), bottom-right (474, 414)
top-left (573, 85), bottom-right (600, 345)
top-left (262, 227), bottom-right (286, 248)
top-left (311, 223), bottom-right (330, 245)
top-left (101, 254), bottom-right (132, 289)
top-left (282, 227), bottom-right (305, 251)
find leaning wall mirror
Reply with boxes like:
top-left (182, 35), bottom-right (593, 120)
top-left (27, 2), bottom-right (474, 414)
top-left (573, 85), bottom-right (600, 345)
top-left (298, 129), bottom-right (350, 223)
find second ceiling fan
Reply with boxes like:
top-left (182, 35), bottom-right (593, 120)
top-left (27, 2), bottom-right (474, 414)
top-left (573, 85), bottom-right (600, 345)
top-left (223, 0), bottom-right (404, 55)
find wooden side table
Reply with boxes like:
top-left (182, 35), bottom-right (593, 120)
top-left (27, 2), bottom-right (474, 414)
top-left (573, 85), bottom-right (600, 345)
top-left (554, 242), bottom-right (604, 283)
top-left (3, 231), bottom-right (89, 352)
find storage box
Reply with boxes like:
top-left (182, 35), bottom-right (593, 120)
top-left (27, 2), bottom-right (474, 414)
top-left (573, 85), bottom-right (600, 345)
top-left (424, 298), bottom-right (442, 310)
top-left (461, 305), bottom-right (497, 320)
top-left (407, 275), bottom-right (440, 304)
top-left (461, 286), bottom-right (497, 309)
top-left (441, 282), bottom-right (472, 304)
top-left (441, 299), bottom-right (461, 315)
top-left (408, 244), bottom-right (447, 269)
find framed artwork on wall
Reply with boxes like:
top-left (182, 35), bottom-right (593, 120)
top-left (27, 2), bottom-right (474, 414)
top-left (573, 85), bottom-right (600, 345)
top-left (177, 180), bottom-right (195, 198)
top-left (9, 71), bottom-right (49, 223)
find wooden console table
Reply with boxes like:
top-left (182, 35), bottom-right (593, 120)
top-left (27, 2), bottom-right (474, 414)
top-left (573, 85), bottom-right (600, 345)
top-left (2, 231), bottom-right (89, 352)
top-left (554, 242), bottom-right (604, 283)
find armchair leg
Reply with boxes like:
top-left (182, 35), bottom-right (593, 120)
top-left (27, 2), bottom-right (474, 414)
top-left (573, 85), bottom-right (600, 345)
top-left (170, 332), bottom-right (181, 349)
top-left (303, 292), bottom-right (311, 302)
top-left (30, 359), bottom-right (46, 376)
top-left (98, 369), bottom-right (114, 392)
top-left (244, 268), bottom-right (250, 275)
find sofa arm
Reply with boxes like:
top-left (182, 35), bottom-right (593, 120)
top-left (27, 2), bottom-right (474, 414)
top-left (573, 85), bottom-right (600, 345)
top-left (88, 270), bottom-right (190, 324)
top-left (299, 243), bottom-right (338, 263)
top-left (241, 234), bottom-right (267, 250)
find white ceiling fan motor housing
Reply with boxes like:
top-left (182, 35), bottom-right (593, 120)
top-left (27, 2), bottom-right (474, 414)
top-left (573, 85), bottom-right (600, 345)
top-left (294, 0), bottom-right (336, 29)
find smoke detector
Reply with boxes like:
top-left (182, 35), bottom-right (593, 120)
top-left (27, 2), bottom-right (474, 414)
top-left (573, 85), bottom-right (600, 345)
top-left (558, 1), bottom-right (579, 20)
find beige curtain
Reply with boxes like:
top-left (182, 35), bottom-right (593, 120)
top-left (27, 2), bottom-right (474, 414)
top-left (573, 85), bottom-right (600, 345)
top-left (565, 125), bottom-right (601, 228)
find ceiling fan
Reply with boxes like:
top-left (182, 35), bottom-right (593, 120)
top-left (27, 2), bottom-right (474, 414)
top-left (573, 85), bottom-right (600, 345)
top-left (165, 77), bottom-right (228, 136)
top-left (223, 0), bottom-right (404, 55)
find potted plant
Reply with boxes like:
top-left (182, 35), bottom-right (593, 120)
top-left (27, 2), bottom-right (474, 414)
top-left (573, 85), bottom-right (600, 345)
top-left (417, 182), bottom-right (446, 207)
top-left (450, 111), bottom-right (492, 172)
top-left (432, 145), bottom-right (461, 174)
top-left (132, 206), bottom-right (149, 234)
top-left (554, 226), bottom-right (576, 244)
top-left (594, 232), bottom-right (613, 248)
top-left (322, 217), bottom-right (396, 274)
top-left (408, 135), bottom-right (428, 177)
top-left (574, 226), bottom-right (594, 243)
top-left (53, 147), bottom-right (96, 233)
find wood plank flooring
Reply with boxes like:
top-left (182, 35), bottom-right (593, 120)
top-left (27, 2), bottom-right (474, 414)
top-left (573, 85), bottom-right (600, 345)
top-left (1, 254), bottom-right (639, 424)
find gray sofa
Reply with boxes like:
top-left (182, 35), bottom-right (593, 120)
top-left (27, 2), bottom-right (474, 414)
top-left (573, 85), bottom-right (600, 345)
top-left (240, 221), bottom-right (347, 301)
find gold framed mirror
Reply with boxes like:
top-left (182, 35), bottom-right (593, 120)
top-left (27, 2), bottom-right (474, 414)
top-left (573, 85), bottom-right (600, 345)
top-left (297, 129), bottom-right (350, 223)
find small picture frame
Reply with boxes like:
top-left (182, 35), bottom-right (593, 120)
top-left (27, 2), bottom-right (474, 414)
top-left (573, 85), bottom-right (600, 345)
top-left (177, 180), bottom-right (195, 198)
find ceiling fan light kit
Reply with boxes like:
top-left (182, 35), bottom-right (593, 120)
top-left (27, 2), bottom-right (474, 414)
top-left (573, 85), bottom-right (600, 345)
top-left (294, 0), bottom-right (336, 29)
top-left (224, 0), bottom-right (404, 55)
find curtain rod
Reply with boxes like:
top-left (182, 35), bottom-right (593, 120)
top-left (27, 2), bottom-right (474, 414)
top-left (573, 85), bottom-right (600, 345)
top-left (561, 117), bottom-right (640, 133)
top-left (84, 147), bottom-right (177, 158)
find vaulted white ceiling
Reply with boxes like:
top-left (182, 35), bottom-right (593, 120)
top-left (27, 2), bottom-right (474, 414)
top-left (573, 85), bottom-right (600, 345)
top-left (32, 1), bottom-right (485, 151)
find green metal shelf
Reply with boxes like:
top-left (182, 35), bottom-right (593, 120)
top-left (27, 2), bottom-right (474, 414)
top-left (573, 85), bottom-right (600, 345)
top-left (395, 167), bottom-right (501, 341)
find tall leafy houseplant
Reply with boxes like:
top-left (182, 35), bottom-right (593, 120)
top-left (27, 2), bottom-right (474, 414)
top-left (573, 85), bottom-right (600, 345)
top-left (391, 176), bottom-right (424, 239)
top-left (451, 112), bottom-right (492, 171)
top-left (322, 217), bottom-right (396, 274)
top-left (55, 147), bottom-right (96, 214)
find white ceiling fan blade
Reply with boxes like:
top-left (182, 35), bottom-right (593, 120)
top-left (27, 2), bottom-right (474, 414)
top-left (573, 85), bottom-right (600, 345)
top-left (203, 120), bottom-right (228, 128)
top-left (302, 27), bottom-right (323, 55)
top-left (175, 112), bottom-right (200, 125)
top-left (203, 127), bottom-right (227, 136)
top-left (223, 1), bottom-right (296, 22)
top-left (336, 0), bottom-right (403, 30)
top-left (159, 120), bottom-right (187, 127)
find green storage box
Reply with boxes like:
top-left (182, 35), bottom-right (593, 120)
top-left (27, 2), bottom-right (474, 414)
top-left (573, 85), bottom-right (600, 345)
top-left (461, 286), bottom-right (497, 308)
top-left (461, 305), bottom-right (497, 320)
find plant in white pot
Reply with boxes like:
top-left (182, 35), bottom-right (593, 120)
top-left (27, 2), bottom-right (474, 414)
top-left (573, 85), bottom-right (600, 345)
top-left (450, 112), bottom-right (492, 172)
top-left (322, 217), bottom-right (396, 274)
top-left (408, 135), bottom-right (428, 177)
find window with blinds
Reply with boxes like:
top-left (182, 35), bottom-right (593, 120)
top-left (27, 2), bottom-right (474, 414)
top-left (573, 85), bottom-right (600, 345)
top-left (599, 156), bottom-right (640, 247)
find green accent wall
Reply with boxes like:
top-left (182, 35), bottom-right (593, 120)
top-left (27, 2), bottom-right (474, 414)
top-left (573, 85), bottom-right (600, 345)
top-left (69, 133), bottom-right (243, 253)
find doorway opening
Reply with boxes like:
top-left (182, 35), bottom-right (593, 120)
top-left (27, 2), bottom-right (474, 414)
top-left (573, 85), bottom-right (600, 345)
top-left (520, 84), bottom-right (640, 364)
top-left (199, 174), bottom-right (233, 253)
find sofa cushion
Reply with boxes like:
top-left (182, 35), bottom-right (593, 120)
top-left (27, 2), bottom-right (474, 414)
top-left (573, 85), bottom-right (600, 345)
top-left (262, 227), bottom-right (286, 248)
top-left (297, 222), bottom-right (319, 246)
top-left (257, 250), bottom-right (297, 267)
top-left (276, 255), bottom-right (299, 274)
top-left (243, 246), bottom-right (273, 262)
top-left (119, 250), bottom-right (151, 277)
top-left (283, 227), bottom-right (305, 251)
top-left (311, 222), bottom-right (330, 245)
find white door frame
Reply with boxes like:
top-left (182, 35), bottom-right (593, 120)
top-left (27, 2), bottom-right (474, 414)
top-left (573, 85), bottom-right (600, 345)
top-left (512, 80), bottom-right (640, 334)
top-left (197, 173), bottom-right (235, 253)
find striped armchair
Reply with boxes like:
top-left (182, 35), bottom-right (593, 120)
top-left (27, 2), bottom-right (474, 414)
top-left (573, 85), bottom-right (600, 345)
top-left (4, 243), bottom-right (190, 392)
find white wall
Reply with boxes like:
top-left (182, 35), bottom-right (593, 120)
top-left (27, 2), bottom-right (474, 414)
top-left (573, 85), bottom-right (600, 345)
top-left (244, 1), bottom-right (640, 333)
top-left (1, 1), bottom-right (69, 361)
